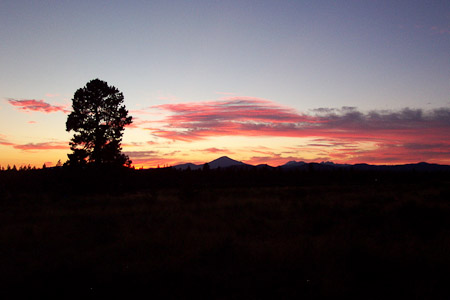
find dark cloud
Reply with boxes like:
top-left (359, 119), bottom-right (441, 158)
top-left (403, 143), bottom-right (449, 150)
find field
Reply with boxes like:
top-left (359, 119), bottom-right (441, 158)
top-left (1, 167), bottom-right (450, 298)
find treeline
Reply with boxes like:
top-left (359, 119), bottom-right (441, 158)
top-left (0, 160), bottom-right (63, 172)
top-left (0, 164), bottom-right (37, 171)
top-left (1, 165), bottom-right (449, 199)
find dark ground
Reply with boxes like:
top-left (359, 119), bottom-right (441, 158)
top-left (1, 167), bottom-right (449, 298)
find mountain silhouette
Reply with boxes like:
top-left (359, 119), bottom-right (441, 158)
top-left (174, 156), bottom-right (250, 170)
top-left (281, 160), bottom-right (307, 168)
top-left (173, 162), bottom-right (202, 171)
top-left (208, 156), bottom-right (249, 169)
top-left (173, 157), bottom-right (450, 172)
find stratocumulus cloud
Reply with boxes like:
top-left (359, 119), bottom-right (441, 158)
top-left (12, 142), bottom-right (68, 151)
top-left (151, 98), bottom-right (450, 140)
top-left (8, 99), bottom-right (69, 113)
top-left (199, 147), bottom-right (234, 154)
top-left (148, 98), bottom-right (450, 164)
top-left (150, 98), bottom-right (317, 140)
top-left (123, 150), bottom-right (181, 167)
top-left (0, 135), bottom-right (15, 146)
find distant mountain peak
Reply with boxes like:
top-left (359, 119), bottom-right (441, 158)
top-left (283, 161), bottom-right (306, 167)
top-left (210, 156), bottom-right (237, 162)
top-left (173, 162), bottom-right (202, 170)
top-left (171, 157), bottom-right (450, 171)
top-left (173, 156), bottom-right (249, 170)
top-left (208, 156), bottom-right (247, 168)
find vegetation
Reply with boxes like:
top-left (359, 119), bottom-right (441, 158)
top-left (0, 167), bottom-right (449, 297)
top-left (66, 79), bottom-right (132, 167)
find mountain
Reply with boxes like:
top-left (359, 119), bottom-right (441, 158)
top-left (173, 156), bottom-right (251, 170)
top-left (255, 163), bottom-right (275, 169)
top-left (208, 156), bottom-right (250, 169)
top-left (281, 161), bottom-right (307, 169)
top-left (173, 157), bottom-right (450, 172)
top-left (173, 162), bottom-right (202, 171)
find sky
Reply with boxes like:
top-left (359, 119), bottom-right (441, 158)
top-left (1, 0), bottom-right (449, 168)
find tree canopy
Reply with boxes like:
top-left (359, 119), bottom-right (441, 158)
top-left (66, 79), bottom-right (132, 167)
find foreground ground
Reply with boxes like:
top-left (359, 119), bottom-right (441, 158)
top-left (0, 168), bottom-right (449, 298)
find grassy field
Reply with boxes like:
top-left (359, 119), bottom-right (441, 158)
top-left (1, 169), bottom-right (450, 298)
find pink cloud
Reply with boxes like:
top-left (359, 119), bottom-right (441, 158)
top-left (154, 97), bottom-right (311, 125)
top-left (124, 116), bottom-right (157, 129)
top-left (152, 98), bottom-right (449, 141)
top-left (13, 142), bottom-right (68, 151)
top-left (0, 135), bottom-right (15, 146)
top-left (150, 97), bottom-right (318, 141)
top-left (8, 99), bottom-right (69, 113)
top-left (148, 98), bottom-right (450, 164)
top-left (199, 147), bottom-right (234, 154)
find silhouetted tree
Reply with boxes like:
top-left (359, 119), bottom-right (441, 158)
top-left (66, 79), bottom-right (133, 167)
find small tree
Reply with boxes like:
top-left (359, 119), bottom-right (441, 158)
top-left (66, 79), bottom-right (133, 167)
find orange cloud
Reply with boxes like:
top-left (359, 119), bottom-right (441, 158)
top-left (123, 150), bottom-right (181, 168)
top-left (8, 99), bottom-right (69, 113)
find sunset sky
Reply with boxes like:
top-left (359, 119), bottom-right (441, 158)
top-left (1, 0), bottom-right (449, 168)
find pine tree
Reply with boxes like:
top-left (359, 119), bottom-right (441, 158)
top-left (66, 79), bottom-right (133, 167)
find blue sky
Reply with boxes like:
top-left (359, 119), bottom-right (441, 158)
top-left (1, 1), bottom-right (449, 167)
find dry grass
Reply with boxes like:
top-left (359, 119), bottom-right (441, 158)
top-left (1, 180), bottom-right (450, 297)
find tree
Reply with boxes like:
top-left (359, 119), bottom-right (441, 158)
top-left (66, 79), bottom-right (133, 167)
